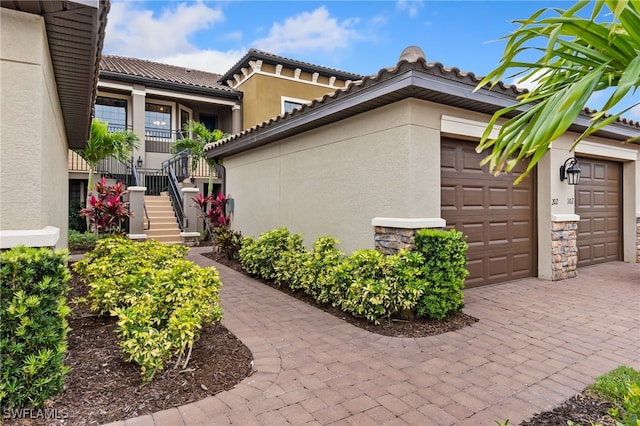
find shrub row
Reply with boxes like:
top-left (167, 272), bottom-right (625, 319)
top-left (0, 247), bottom-right (71, 409)
top-left (73, 237), bottom-right (223, 381)
top-left (239, 228), bottom-right (468, 323)
top-left (68, 230), bottom-right (109, 252)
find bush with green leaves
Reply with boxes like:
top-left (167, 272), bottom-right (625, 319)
top-left (588, 365), bottom-right (640, 425)
top-left (73, 237), bottom-right (222, 381)
top-left (0, 247), bottom-right (71, 409)
top-left (239, 227), bottom-right (304, 281)
top-left (239, 227), bottom-right (468, 323)
top-left (68, 230), bottom-right (109, 252)
top-left (414, 229), bottom-right (468, 320)
top-left (69, 200), bottom-right (87, 233)
top-left (213, 227), bottom-right (244, 261)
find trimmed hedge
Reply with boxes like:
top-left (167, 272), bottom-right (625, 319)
top-left (0, 247), bottom-right (71, 409)
top-left (239, 227), bottom-right (468, 323)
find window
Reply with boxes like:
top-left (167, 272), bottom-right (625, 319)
top-left (283, 100), bottom-right (304, 113)
top-left (145, 103), bottom-right (171, 139)
top-left (95, 96), bottom-right (127, 131)
top-left (281, 96), bottom-right (309, 114)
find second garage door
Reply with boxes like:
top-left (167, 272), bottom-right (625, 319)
top-left (575, 157), bottom-right (622, 267)
top-left (441, 138), bottom-right (536, 288)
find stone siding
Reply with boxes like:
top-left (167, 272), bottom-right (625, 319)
top-left (374, 226), bottom-right (418, 255)
top-left (551, 221), bottom-right (578, 281)
top-left (637, 217), bottom-right (640, 263)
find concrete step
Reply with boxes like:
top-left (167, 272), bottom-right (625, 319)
top-left (142, 195), bottom-right (182, 245)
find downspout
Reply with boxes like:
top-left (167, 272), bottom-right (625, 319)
top-left (215, 159), bottom-right (226, 196)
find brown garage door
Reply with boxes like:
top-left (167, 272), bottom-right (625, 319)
top-left (441, 138), bottom-right (535, 288)
top-left (576, 157), bottom-right (622, 266)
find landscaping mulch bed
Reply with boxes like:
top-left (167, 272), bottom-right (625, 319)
top-left (202, 251), bottom-right (479, 338)
top-left (9, 268), bottom-right (253, 426)
top-left (520, 391), bottom-right (617, 426)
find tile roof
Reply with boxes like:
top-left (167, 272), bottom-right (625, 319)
top-left (100, 55), bottom-right (234, 92)
top-left (219, 48), bottom-right (363, 84)
top-left (207, 46), bottom-right (639, 158)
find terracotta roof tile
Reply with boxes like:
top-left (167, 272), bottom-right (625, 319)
top-left (100, 55), bottom-right (233, 92)
top-left (220, 47), bottom-right (362, 83)
top-left (207, 46), bottom-right (639, 155)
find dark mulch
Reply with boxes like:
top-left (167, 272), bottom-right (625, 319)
top-left (520, 391), bottom-right (617, 426)
top-left (10, 268), bottom-right (253, 426)
top-left (202, 251), bottom-right (479, 338)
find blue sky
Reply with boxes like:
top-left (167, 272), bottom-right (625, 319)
top-left (103, 0), bottom-right (639, 118)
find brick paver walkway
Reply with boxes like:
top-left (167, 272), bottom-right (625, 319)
top-left (104, 247), bottom-right (640, 426)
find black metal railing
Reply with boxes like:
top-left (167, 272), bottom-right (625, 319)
top-left (167, 166), bottom-right (184, 231)
top-left (130, 162), bottom-right (150, 231)
top-left (145, 129), bottom-right (186, 153)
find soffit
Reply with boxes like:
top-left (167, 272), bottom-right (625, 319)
top-left (1, 0), bottom-right (108, 149)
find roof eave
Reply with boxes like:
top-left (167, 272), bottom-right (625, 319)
top-left (207, 64), bottom-right (638, 160)
top-left (220, 49), bottom-right (362, 84)
top-left (99, 70), bottom-right (241, 100)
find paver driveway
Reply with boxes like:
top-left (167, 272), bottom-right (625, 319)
top-left (105, 248), bottom-right (639, 426)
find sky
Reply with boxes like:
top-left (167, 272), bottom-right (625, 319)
top-left (103, 0), bottom-right (639, 119)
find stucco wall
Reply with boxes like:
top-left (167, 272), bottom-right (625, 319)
top-left (239, 73), bottom-right (347, 129)
top-left (0, 8), bottom-right (69, 248)
top-left (224, 95), bottom-right (640, 267)
top-left (225, 99), bottom-right (444, 253)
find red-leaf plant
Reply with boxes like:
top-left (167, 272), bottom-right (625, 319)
top-left (80, 177), bottom-right (133, 234)
top-left (192, 193), bottom-right (228, 237)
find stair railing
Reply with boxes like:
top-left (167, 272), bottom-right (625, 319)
top-left (161, 151), bottom-right (191, 232)
top-left (130, 161), bottom-right (150, 231)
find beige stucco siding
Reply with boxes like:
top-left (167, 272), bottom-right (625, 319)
top-left (1, 8), bottom-right (69, 248)
top-left (225, 99), bottom-right (444, 253)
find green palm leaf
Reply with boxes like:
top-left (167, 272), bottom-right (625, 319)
top-left (476, 0), bottom-right (639, 180)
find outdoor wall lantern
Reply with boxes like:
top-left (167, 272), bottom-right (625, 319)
top-left (560, 157), bottom-right (581, 185)
top-left (137, 156), bottom-right (143, 168)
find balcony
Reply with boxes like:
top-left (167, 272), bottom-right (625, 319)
top-left (145, 129), bottom-right (185, 153)
top-left (68, 150), bottom-right (213, 179)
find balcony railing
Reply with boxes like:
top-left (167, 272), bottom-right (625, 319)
top-left (145, 129), bottom-right (186, 153)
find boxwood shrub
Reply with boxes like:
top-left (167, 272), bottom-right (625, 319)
top-left (0, 247), bottom-right (71, 409)
top-left (238, 227), bottom-right (468, 323)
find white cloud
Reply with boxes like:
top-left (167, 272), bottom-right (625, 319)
top-left (396, 0), bottom-right (424, 18)
top-left (628, 103), bottom-right (640, 119)
top-left (252, 6), bottom-right (361, 55)
top-left (156, 49), bottom-right (245, 75)
top-left (104, 1), bottom-right (224, 58)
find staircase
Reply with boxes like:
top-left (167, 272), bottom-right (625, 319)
top-left (143, 194), bottom-right (183, 244)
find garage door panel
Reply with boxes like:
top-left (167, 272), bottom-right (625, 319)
top-left (489, 187), bottom-right (508, 206)
top-left (462, 187), bottom-right (485, 207)
top-left (513, 188), bottom-right (531, 206)
top-left (441, 138), bottom-right (535, 288)
top-left (512, 220), bottom-right (532, 240)
top-left (576, 157), bottom-right (621, 267)
top-left (489, 221), bottom-right (508, 243)
top-left (441, 186), bottom-right (456, 208)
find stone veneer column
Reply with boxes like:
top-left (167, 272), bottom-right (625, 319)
top-left (127, 186), bottom-right (147, 241)
top-left (180, 187), bottom-right (200, 247)
top-left (637, 216), bottom-right (640, 263)
top-left (372, 218), bottom-right (446, 255)
top-left (550, 214), bottom-right (579, 281)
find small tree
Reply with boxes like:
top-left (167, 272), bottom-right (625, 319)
top-left (80, 178), bottom-right (132, 234)
top-left (172, 120), bottom-right (227, 196)
top-left (73, 119), bottom-right (140, 203)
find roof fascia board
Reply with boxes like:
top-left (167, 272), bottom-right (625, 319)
top-left (208, 67), bottom-right (637, 158)
top-left (234, 70), bottom-right (346, 91)
top-left (145, 88), bottom-right (239, 107)
top-left (221, 50), bottom-right (361, 83)
top-left (99, 70), bottom-right (240, 100)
